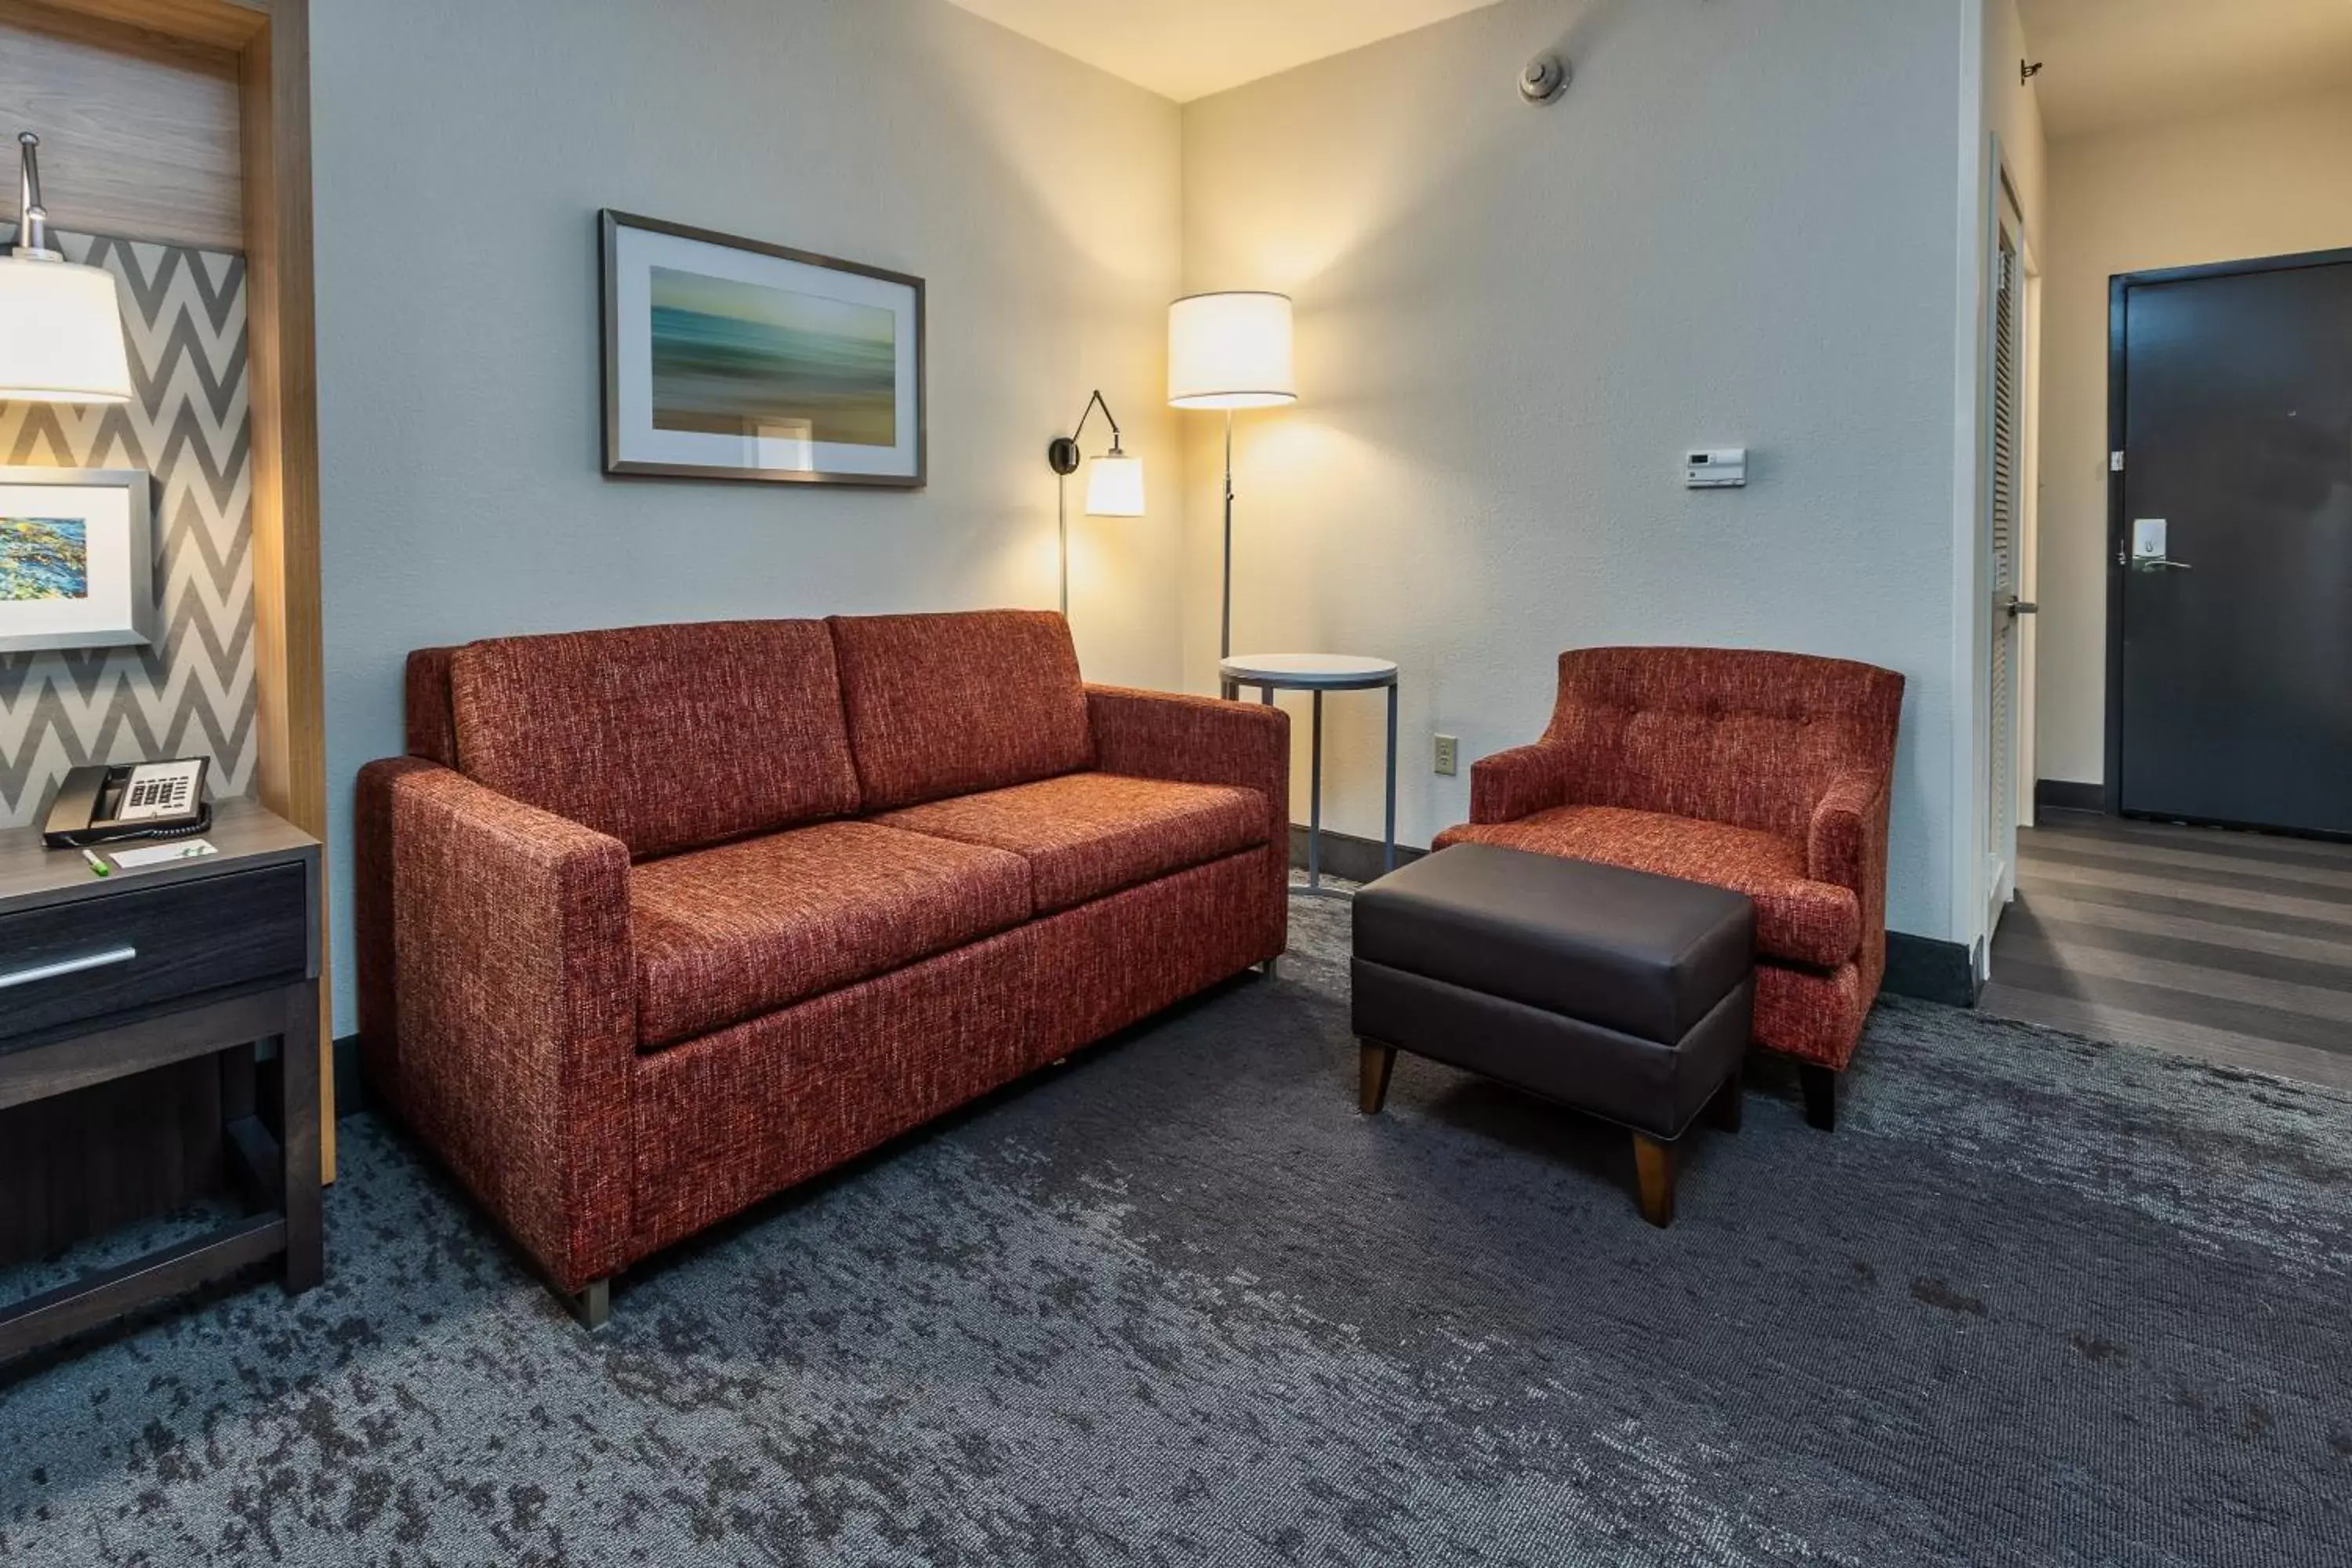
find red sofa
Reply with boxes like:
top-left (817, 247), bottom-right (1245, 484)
top-left (354, 611), bottom-right (1287, 1323)
top-left (1435, 647), bottom-right (1904, 1129)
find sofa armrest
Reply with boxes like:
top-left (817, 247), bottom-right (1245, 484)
top-left (1087, 684), bottom-right (1290, 826)
top-left (1468, 742), bottom-right (1573, 825)
top-left (355, 757), bottom-right (637, 1293)
top-left (1806, 770), bottom-right (1889, 895)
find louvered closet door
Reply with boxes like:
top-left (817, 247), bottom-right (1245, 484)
top-left (1987, 221), bottom-right (2024, 931)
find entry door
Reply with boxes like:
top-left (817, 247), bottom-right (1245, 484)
top-left (2117, 255), bottom-right (2352, 836)
top-left (1986, 209), bottom-right (2027, 931)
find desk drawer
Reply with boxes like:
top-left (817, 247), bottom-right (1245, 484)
top-left (0, 866), bottom-right (308, 1045)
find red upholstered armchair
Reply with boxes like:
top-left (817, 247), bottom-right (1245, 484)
top-left (1435, 647), bottom-right (1904, 1129)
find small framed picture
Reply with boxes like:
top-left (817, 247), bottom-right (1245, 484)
top-left (0, 467), bottom-right (157, 653)
top-left (600, 210), bottom-right (926, 488)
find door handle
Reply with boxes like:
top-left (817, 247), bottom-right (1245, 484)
top-left (2004, 598), bottom-right (2039, 617)
top-left (0, 945), bottom-right (138, 991)
top-left (2132, 558), bottom-right (2194, 572)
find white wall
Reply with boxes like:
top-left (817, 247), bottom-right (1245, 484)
top-left (1179, 0), bottom-right (1977, 942)
top-left (312, 0), bottom-right (1183, 1032)
top-left (2038, 86), bottom-right (2352, 783)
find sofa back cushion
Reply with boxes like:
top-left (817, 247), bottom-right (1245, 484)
top-left (1545, 647), bottom-right (1904, 842)
top-left (448, 620), bottom-right (862, 859)
top-left (829, 610), bottom-right (1094, 811)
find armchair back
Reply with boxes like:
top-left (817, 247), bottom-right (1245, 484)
top-left (1544, 648), bottom-right (1904, 841)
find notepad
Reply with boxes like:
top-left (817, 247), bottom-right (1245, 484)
top-left (109, 838), bottom-right (220, 870)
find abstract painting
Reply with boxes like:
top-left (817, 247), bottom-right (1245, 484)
top-left (603, 212), bottom-right (924, 486)
top-left (1, 518), bottom-right (89, 601)
top-left (0, 469), bottom-right (155, 653)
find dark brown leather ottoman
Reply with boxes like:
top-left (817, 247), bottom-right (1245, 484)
top-left (1352, 843), bottom-right (1755, 1226)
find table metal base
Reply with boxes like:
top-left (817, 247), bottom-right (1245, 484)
top-left (1220, 668), bottom-right (1399, 899)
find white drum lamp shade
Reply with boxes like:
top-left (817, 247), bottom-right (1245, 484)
top-left (1083, 453), bottom-right (1145, 517)
top-left (0, 254), bottom-right (133, 403)
top-left (1168, 292), bottom-right (1296, 409)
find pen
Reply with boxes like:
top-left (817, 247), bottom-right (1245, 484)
top-left (81, 848), bottom-right (111, 878)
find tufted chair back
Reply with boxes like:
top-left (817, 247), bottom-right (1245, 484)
top-left (1543, 648), bottom-right (1904, 842)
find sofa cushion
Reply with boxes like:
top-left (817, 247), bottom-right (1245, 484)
top-left (877, 772), bottom-right (1267, 914)
top-left (452, 621), bottom-right (862, 861)
top-left (1434, 805), bottom-right (1860, 969)
top-left (630, 821), bottom-right (1033, 1048)
top-left (829, 611), bottom-right (1094, 811)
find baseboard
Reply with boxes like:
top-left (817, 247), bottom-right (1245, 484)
top-left (332, 1034), bottom-right (367, 1120)
top-left (1287, 826), bottom-right (1426, 885)
top-left (2034, 779), bottom-right (2107, 815)
top-left (1882, 932), bottom-right (1981, 1007)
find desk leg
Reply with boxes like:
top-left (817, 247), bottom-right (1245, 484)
top-left (1308, 690), bottom-right (1325, 891)
top-left (280, 980), bottom-right (324, 1294)
top-left (1385, 681), bottom-right (1399, 873)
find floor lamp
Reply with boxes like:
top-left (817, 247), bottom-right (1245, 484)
top-left (1168, 292), bottom-right (1297, 659)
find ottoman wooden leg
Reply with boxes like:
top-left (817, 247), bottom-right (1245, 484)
top-left (1632, 1133), bottom-right (1676, 1228)
top-left (1359, 1043), bottom-right (1396, 1115)
top-left (1707, 1072), bottom-right (1744, 1133)
top-left (1800, 1063), bottom-right (1838, 1133)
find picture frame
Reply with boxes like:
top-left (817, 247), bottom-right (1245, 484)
top-left (600, 210), bottom-right (927, 488)
top-left (0, 467), bottom-right (158, 654)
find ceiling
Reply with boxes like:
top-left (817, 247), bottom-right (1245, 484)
top-left (943, 0), bottom-right (1509, 103)
top-left (2019, 0), bottom-right (2352, 140)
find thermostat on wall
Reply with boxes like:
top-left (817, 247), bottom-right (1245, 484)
top-left (1686, 448), bottom-right (1748, 489)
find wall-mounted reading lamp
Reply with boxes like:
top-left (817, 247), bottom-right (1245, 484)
top-left (0, 132), bottom-right (133, 404)
top-left (1047, 389), bottom-right (1143, 617)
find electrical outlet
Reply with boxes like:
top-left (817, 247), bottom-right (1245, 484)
top-left (1434, 735), bottom-right (1460, 777)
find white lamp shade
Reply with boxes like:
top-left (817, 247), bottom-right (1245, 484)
top-left (1084, 454), bottom-right (1146, 517)
top-left (0, 255), bottom-right (133, 403)
top-left (1168, 292), bottom-right (1296, 409)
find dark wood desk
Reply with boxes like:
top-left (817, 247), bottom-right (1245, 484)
top-left (0, 800), bottom-right (323, 1363)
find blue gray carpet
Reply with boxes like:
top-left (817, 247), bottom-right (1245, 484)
top-left (2, 893), bottom-right (2348, 1565)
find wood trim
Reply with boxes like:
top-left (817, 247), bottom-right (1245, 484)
top-left (26, 0), bottom-right (263, 49)
top-left (236, 0), bottom-right (331, 1179)
top-left (0, 0), bottom-right (243, 252)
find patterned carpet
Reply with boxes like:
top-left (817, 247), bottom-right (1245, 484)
top-left (2, 891), bottom-right (2348, 1566)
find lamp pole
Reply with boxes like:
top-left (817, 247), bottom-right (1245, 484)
top-left (1221, 411), bottom-right (1234, 660)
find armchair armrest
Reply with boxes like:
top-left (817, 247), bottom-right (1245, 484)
top-left (355, 757), bottom-right (636, 1292)
top-left (1806, 771), bottom-right (1889, 896)
top-left (1087, 684), bottom-right (1290, 833)
top-left (1468, 742), bottom-right (1573, 825)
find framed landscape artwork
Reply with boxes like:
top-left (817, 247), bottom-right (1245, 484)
top-left (0, 468), bottom-right (157, 653)
top-left (601, 210), bottom-right (926, 487)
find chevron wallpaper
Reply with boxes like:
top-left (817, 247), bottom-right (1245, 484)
top-left (0, 227), bottom-right (252, 828)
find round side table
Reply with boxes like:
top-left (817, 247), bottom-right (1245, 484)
top-left (1219, 653), bottom-right (1399, 898)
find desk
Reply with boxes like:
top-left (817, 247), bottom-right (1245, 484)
top-left (1220, 654), bottom-right (1399, 898)
top-left (0, 800), bottom-right (322, 1363)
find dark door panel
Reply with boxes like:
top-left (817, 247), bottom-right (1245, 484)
top-left (2118, 259), bottom-right (2352, 836)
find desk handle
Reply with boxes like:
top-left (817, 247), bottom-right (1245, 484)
top-left (0, 945), bottom-right (139, 991)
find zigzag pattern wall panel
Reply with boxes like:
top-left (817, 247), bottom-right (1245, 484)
top-left (0, 227), bottom-right (252, 827)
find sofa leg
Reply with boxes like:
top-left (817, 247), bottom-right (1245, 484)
top-left (565, 1278), bottom-right (612, 1332)
top-left (1800, 1064), bottom-right (1838, 1133)
top-left (1632, 1133), bottom-right (1676, 1228)
top-left (1259, 956), bottom-right (1280, 980)
top-left (1358, 1043), bottom-right (1396, 1115)
top-left (1707, 1072), bottom-right (1744, 1134)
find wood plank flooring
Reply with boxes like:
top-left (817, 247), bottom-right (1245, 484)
top-left (1980, 810), bottom-right (2352, 1091)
